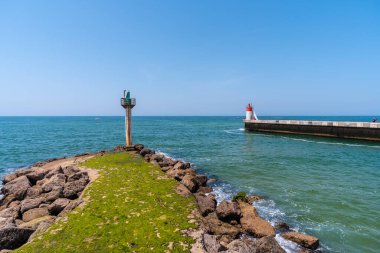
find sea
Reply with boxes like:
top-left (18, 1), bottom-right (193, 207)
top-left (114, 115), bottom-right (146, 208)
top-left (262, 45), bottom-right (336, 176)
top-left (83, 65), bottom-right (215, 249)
top-left (0, 116), bottom-right (379, 252)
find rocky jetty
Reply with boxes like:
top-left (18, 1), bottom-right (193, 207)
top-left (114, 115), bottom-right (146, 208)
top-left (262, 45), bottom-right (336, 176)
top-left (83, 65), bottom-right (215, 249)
top-left (136, 146), bottom-right (320, 253)
top-left (0, 155), bottom-right (95, 251)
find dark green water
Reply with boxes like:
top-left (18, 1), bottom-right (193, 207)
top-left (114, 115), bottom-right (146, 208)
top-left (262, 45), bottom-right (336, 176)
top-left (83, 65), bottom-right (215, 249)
top-left (0, 116), bottom-right (379, 252)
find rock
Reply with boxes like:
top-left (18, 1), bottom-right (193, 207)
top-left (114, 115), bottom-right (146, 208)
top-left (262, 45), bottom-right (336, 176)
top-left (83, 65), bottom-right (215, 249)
top-left (161, 166), bottom-right (172, 172)
top-left (8, 201), bottom-right (20, 209)
top-left (204, 212), bottom-right (240, 239)
top-left (28, 218), bottom-right (55, 242)
top-left (114, 145), bottom-right (126, 152)
top-left (45, 166), bottom-right (64, 179)
top-left (62, 166), bottom-right (80, 177)
top-left (166, 168), bottom-right (186, 181)
top-left (207, 178), bottom-right (217, 184)
top-left (175, 184), bottom-right (192, 198)
top-left (15, 168), bottom-right (32, 177)
top-left (224, 237), bottom-right (285, 253)
top-left (246, 195), bottom-right (264, 204)
top-left (26, 168), bottom-right (47, 185)
top-left (40, 189), bottom-right (62, 203)
top-left (133, 144), bottom-right (144, 151)
top-left (22, 207), bottom-right (49, 222)
top-left (139, 148), bottom-right (154, 157)
top-left (275, 222), bottom-right (290, 232)
top-left (282, 231), bottom-right (319, 250)
top-left (26, 186), bottom-right (43, 198)
top-left (41, 174), bottom-right (66, 193)
top-left (198, 186), bottom-right (213, 194)
top-left (173, 162), bottom-right (186, 170)
top-left (181, 174), bottom-right (200, 193)
top-left (20, 198), bottom-right (44, 213)
top-left (2, 173), bottom-right (17, 184)
top-left (194, 174), bottom-right (208, 186)
top-left (0, 207), bottom-right (19, 220)
top-left (216, 200), bottom-right (241, 223)
top-left (0, 195), bottom-right (16, 211)
top-left (1, 176), bottom-right (31, 200)
top-left (203, 234), bottom-right (226, 253)
top-left (150, 160), bottom-right (160, 167)
top-left (48, 198), bottom-right (70, 215)
top-left (0, 227), bottom-right (35, 250)
top-left (0, 217), bottom-right (15, 230)
top-left (183, 162), bottom-right (191, 169)
top-left (18, 215), bottom-right (55, 230)
top-left (144, 154), bottom-right (152, 162)
top-left (162, 158), bottom-right (176, 167)
top-left (67, 172), bottom-right (89, 183)
top-left (238, 201), bottom-right (275, 238)
top-left (58, 199), bottom-right (83, 217)
top-left (63, 179), bottom-right (89, 199)
top-left (150, 154), bottom-right (164, 163)
top-left (195, 193), bottom-right (217, 217)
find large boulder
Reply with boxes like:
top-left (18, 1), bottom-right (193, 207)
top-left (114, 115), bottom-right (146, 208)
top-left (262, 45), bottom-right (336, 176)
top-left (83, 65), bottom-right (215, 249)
top-left (194, 174), bottom-right (208, 187)
top-left (175, 184), bottom-right (192, 198)
top-left (63, 179), bottom-right (89, 199)
top-left (45, 166), bottom-right (64, 179)
top-left (2, 173), bottom-right (17, 184)
top-left (48, 198), bottom-right (70, 215)
top-left (226, 237), bottom-right (285, 253)
top-left (25, 168), bottom-right (48, 185)
top-left (173, 162), bottom-right (186, 170)
top-left (40, 189), bottom-right (62, 203)
top-left (139, 148), bottom-right (154, 157)
top-left (22, 207), bottom-right (49, 222)
top-left (181, 174), bottom-right (200, 193)
top-left (25, 186), bottom-right (43, 199)
top-left (281, 231), bottom-right (319, 250)
top-left (216, 200), bottom-right (241, 223)
top-left (195, 193), bottom-right (216, 217)
top-left (41, 174), bottom-right (66, 193)
top-left (67, 172), bottom-right (89, 183)
top-left (238, 201), bottom-right (275, 238)
top-left (203, 234), bottom-right (226, 253)
top-left (0, 227), bottom-right (35, 250)
top-left (20, 198), bottom-right (44, 213)
top-left (204, 212), bottom-right (240, 239)
top-left (133, 144), bottom-right (144, 151)
top-left (0, 207), bottom-right (19, 220)
top-left (166, 168), bottom-right (186, 181)
top-left (19, 215), bottom-right (55, 230)
top-left (150, 154), bottom-right (164, 163)
top-left (62, 166), bottom-right (80, 177)
top-left (0, 195), bottom-right (16, 211)
top-left (1, 176), bottom-right (31, 200)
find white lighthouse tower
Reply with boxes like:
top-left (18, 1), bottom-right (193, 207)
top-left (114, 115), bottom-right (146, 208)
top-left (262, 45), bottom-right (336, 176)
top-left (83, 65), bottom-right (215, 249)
top-left (246, 103), bottom-right (258, 120)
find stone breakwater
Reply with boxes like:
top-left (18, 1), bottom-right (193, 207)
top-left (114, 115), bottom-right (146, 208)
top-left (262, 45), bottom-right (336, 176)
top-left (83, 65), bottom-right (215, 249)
top-left (134, 145), bottom-right (320, 253)
top-left (0, 154), bottom-right (98, 251)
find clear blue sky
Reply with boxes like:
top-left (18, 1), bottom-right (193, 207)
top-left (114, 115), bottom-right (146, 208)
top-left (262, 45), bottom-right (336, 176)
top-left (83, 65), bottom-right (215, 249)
top-left (0, 0), bottom-right (379, 116)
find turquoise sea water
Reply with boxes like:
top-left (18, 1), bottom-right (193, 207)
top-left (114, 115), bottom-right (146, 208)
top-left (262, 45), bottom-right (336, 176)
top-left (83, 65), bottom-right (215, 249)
top-left (0, 116), bottom-right (379, 252)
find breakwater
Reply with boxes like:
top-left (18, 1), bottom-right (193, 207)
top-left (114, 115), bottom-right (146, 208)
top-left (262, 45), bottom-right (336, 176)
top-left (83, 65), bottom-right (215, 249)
top-left (244, 119), bottom-right (380, 141)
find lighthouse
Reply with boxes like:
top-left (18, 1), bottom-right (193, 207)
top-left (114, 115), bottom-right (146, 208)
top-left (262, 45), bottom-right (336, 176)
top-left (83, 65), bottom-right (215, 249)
top-left (121, 90), bottom-right (136, 147)
top-left (246, 103), bottom-right (258, 120)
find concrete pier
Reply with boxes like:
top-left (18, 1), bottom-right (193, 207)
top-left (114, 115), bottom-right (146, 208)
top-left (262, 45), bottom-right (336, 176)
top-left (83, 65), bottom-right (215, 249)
top-left (244, 120), bottom-right (380, 142)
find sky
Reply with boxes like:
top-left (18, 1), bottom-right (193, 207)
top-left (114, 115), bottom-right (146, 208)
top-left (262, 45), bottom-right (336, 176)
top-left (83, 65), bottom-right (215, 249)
top-left (0, 0), bottom-right (379, 116)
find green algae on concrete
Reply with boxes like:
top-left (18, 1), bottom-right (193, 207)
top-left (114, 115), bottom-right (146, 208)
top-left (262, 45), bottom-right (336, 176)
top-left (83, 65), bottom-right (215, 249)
top-left (17, 152), bottom-right (197, 253)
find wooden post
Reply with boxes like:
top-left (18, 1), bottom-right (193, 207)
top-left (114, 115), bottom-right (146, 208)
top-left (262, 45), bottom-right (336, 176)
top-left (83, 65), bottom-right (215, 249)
top-left (125, 107), bottom-right (132, 146)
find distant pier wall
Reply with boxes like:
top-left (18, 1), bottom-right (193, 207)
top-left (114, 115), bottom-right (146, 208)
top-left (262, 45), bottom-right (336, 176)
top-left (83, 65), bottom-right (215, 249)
top-left (244, 120), bottom-right (380, 142)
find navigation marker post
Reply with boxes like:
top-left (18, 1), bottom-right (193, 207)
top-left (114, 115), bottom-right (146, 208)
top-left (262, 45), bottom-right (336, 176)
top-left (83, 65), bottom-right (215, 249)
top-left (121, 90), bottom-right (136, 147)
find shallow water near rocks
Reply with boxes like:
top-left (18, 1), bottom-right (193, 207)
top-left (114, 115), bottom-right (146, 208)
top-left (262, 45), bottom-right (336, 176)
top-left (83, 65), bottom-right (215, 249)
top-left (1, 116), bottom-right (379, 252)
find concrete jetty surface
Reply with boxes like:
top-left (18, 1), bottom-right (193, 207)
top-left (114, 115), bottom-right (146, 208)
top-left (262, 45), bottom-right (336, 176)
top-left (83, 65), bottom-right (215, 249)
top-left (244, 120), bottom-right (380, 142)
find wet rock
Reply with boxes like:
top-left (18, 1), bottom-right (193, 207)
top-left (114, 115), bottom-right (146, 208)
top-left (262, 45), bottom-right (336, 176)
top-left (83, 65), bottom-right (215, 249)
top-left (194, 174), bottom-right (208, 187)
top-left (2, 173), bottom-right (17, 184)
top-left (48, 198), bottom-right (70, 215)
top-left (67, 171), bottom-right (89, 183)
top-left (20, 198), bottom-right (44, 213)
top-left (63, 179), bottom-right (89, 199)
top-left (204, 212), bottom-right (240, 239)
top-left (175, 184), bottom-right (192, 197)
top-left (275, 222), bottom-right (290, 232)
top-left (1, 176), bottom-right (31, 200)
top-left (0, 227), bottom-right (35, 250)
top-left (58, 199), bottom-right (83, 217)
top-left (282, 231), bottom-right (319, 250)
top-left (238, 201), bottom-right (275, 238)
top-left (62, 166), bottom-right (80, 177)
top-left (207, 178), bottom-right (217, 184)
top-left (22, 207), bottom-right (49, 222)
top-left (203, 234), bottom-right (226, 253)
top-left (181, 174), bottom-right (200, 193)
top-left (41, 174), bottom-right (66, 193)
top-left (216, 200), bottom-right (241, 223)
top-left (195, 193), bottom-right (216, 216)
top-left (198, 186), bottom-right (213, 194)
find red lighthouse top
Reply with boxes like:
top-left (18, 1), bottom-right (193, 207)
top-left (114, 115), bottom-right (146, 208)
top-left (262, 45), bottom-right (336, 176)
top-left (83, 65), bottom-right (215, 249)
top-left (246, 103), bottom-right (253, 111)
